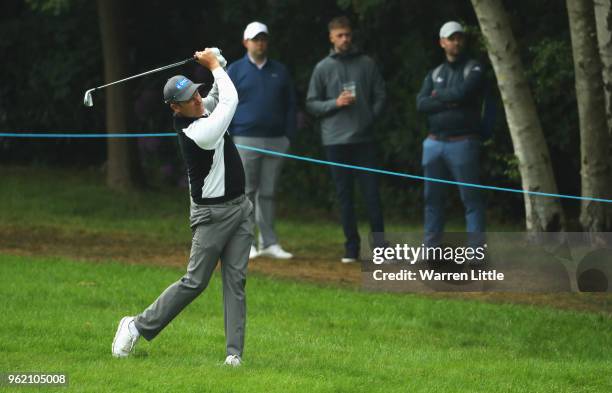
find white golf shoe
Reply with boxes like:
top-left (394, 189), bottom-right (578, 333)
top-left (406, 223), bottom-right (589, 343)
top-left (249, 245), bottom-right (259, 259)
top-left (112, 316), bottom-right (140, 358)
top-left (224, 354), bottom-right (242, 367)
top-left (258, 244), bottom-right (293, 259)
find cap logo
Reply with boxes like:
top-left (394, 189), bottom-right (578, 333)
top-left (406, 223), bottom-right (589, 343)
top-left (175, 78), bottom-right (189, 90)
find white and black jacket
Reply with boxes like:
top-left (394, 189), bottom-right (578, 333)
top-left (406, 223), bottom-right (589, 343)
top-left (174, 68), bottom-right (245, 205)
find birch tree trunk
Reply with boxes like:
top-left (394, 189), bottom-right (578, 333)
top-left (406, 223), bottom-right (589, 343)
top-left (567, 0), bottom-right (612, 231)
top-left (471, 0), bottom-right (565, 231)
top-left (594, 0), bottom-right (612, 133)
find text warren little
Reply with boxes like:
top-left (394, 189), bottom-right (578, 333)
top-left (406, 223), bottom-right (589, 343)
top-left (372, 269), bottom-right (505, 281)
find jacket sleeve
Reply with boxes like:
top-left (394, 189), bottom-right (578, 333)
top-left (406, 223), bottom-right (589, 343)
top-left (183, 68), bottom-right (238, 150)
top-left (371, 61), bottom-right (386, 118)
top-left (284, 70), bottom-right (298, 139)
top-left (416, 71), bottom-right (447, 113)
top-left (203, 80), bottom-right (219, 114)
top-left (434, 62), bottom-right (484, 103)
top-left (306, 66), bottom-right (338, 117)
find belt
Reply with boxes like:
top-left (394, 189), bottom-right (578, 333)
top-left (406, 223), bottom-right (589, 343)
top-left (219, 194), bottom-right (246, 206)
top-left (195, 194), bottom-right (246, 207)
top-left (428, 134), bottom-right (479, 142)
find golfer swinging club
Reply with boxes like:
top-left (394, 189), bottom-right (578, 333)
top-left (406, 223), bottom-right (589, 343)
top-left (112, 48), bottom-right (253, 367)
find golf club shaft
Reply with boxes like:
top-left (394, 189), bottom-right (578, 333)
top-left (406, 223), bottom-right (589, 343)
top-left (93, 57), bottom-right (195, 91)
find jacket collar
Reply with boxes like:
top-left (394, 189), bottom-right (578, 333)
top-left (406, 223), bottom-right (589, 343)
top-left (244, 53), bottom-right (268, 69)
top-left (445, 53), bottom-right (468, 67)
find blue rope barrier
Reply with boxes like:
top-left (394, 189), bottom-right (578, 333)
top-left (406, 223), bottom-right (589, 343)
top-left (1, 131), bottom-right (611, 204)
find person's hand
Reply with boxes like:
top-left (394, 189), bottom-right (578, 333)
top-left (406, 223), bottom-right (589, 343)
top-left (194, 48), bottom-right (221, 71)
top-left (336, 91), bottom-right (355, 107)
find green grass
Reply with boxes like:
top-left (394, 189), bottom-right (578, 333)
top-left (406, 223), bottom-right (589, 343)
top-left (0, 165), bottom-right (344, 258)
top-left (0, 165), bottom-right (520, 259)
top-left (1, 254), bottom-right (611, 392)
top-left (2, 165), bottom-right (607, 391)
top-left (0, 166), bottom-right (190, 242)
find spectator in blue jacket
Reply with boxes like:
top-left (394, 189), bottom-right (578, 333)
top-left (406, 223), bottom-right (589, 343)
top-left (227, 21), bottom-right (297, 260)
top-left (416, 21), bottom-right (486, 248)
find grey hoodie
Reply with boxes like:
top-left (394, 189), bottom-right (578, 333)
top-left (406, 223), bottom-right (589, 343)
top-left (306, 48), bottom-right (386, 146)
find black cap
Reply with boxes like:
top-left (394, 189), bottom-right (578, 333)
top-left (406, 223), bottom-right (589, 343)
top-left (163, 75), bottom-right (203, 103)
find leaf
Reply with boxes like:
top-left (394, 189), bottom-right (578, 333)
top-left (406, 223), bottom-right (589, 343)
top-left (24, 0), bottom-right (71, 15)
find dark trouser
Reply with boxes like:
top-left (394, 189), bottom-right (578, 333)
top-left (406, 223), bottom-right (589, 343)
top-left (422, 137), bottom-right (486, 247)
top-left (324, 142), bottom-right (385, 256)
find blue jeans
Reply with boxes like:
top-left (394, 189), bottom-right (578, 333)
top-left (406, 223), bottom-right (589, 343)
top-left (325, 143), bottom-right (385, 256)
top-left (422, 137), bottom-right (485, 247)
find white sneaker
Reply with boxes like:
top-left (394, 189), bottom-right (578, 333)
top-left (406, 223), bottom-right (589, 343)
top-left (224, 354), bottom-right (242, 367)
top-left (258, 244), bottom-right (293, 259)
top-left (341, 251), bottom-right (359, 263)
top-left (112, 316), bottom-right (140, 358)
top-left (249, 245), bottom-right (259, 259)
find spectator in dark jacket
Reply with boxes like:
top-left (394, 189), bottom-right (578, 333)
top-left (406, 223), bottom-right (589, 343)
top-left (417, 21), bottom-right (486, 247)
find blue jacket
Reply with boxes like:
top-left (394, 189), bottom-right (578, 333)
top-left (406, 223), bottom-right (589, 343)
top-left (416, 56), bottom-right (484, 137)
top-left (227, 54), bottom-right (297, 138)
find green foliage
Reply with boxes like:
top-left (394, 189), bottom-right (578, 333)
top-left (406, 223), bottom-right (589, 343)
top-left (528, 38), bottom-right (577, 151)
top-left (0, 0), bottom-right (584, 220)
top-left (337, 0), bottom-right (386, 17)
top-left (0, 0), bottom-right (102, 164)
top-left (526, 38), bottom-right (580, 196)
top-left (24, 0), bottom-right (70, 15)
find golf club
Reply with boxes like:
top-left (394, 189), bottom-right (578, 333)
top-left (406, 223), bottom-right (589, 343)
top-left (83, 57), bottom-right (195, 107)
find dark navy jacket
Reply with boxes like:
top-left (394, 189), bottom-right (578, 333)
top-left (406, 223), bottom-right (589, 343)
top-left (416, 56), bottom-right (485, 137)
top-left (227, 54), bottom-right (297, 138)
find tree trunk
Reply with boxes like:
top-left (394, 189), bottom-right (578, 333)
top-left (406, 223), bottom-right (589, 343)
top-left (471, 0), bottom-right (565, 231)
top-left (567, 0), bottom-right (612, 231)
top-left (594, 0), bottom-right (612, 134)
top-left (97, 0), bottom-right (143, 191)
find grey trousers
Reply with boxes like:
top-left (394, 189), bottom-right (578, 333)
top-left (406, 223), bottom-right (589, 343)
top-left (134, 195), bottom-right (253, 357)
top-left (233, 136), bottom-right (289, 249)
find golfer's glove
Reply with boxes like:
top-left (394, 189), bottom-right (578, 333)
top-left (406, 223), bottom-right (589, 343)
top-left (210, 47), bottom-right (227, 69)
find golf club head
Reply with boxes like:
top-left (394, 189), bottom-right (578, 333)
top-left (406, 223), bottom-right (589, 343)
top-left (83, 89), bottom-right (94, 107)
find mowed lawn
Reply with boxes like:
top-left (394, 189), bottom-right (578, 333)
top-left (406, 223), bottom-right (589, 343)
top-left (0, 165), bottom-right (519, 262)
top-left (1, 254), bottom-right (611, 393)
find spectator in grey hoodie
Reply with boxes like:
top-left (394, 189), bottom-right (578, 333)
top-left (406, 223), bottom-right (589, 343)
top-left (306, 16), bottom-right (386, 263)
